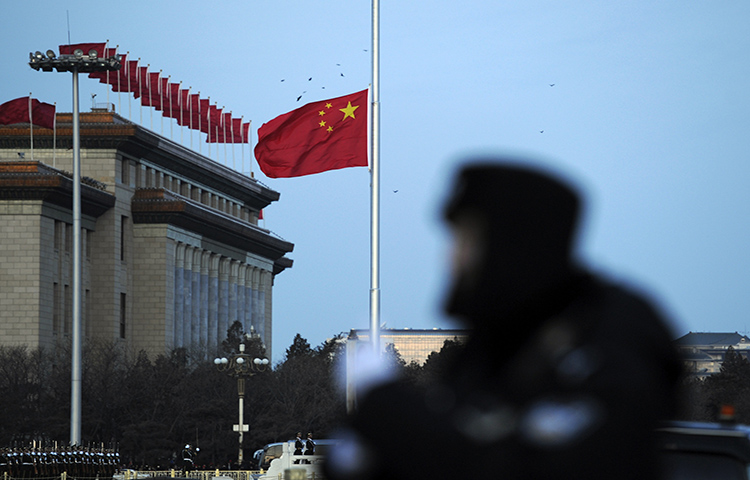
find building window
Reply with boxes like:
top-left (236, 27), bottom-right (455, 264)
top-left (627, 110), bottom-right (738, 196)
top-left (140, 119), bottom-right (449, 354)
top-left (120, 216), bottom-right (127, 262)
top-left (121, 158), bottom-right (129, 185)
top-left (53, 282), bottom-right (60, 335)
top-left (64, 285), bottom-right (71, 335)
top-left (120, 293), bottom-right (127, 339)
top-left (85, 289), bottom-right (91, 338)
top-left (86, 230), bottom-right (92, 262)
top-left (65, 224), bottom-right (72, 255)
top-left (54, 221), bottom-right (62, 253)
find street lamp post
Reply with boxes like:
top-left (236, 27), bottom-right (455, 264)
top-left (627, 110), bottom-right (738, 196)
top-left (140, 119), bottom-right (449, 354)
top-left (214, 335), bottom-right (269, 467)
top-left (29, 47), bottom-right (120, 447)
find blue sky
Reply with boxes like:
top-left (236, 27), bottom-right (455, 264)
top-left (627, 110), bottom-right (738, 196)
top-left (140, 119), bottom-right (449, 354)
top-left (3, 1), bottom-right (750, 362)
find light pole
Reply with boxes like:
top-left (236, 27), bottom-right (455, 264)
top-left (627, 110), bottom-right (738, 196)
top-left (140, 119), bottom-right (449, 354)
top-left (29, 47), bottom-right (120, 446)
top-left (214, 332), bottom-right (269, 467)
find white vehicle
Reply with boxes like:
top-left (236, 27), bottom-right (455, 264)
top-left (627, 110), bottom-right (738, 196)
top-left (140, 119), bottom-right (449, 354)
top-left (257, 440), bottom-right (339, 480)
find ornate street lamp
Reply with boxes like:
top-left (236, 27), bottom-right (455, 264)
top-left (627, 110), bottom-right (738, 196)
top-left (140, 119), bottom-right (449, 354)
top-left (29, 46), bottom-right (121, 447)
top-left (214, 332), bottom-right (269, 467)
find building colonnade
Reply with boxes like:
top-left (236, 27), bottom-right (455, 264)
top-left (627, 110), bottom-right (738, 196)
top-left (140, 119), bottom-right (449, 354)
top-left (173, 242), bottom-right (267, 353)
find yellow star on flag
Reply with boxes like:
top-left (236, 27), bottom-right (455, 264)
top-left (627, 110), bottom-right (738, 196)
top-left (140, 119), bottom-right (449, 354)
top-left (340, 101), bottom-right (359, 120)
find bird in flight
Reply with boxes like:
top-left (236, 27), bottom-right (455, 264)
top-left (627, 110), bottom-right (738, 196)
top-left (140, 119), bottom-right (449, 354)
top-left (549, 84), bottom-right (555, 87)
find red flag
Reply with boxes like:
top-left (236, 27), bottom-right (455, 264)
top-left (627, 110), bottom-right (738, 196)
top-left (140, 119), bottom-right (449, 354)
top-left (241, 122), bottom-right (250, 144)
top-left (138, 66), bottom-right (149, 101)
top-left (188, 94), bottom-right (201, 129)
top-left (126, 60), bottom-right (140, 96)
top-left (207, 112), bottom-right (234, 143)
top-left (88, 47), bottom-right (119, 83)
top-left (176, 89), bottom-right (191, 126)
top-left (59, 43), bottom-right (106, 56)
top-left (159, 77), bottom-right (169, 112)
top-left (232, 118), bottom-right (244, 143)
top-left (200, 104), bottom-right (222, 134)
top-left (198, 99), bottom-right (211, 133)
top-left (109, 53), bottom-right (129, 92)
top-left (141, 72), bottom-right (161, 108)
top-left (254, 89), bottom-right (368, 178)
top-left (0, 97), bottom-right (55, 130)
top-left (164, 83), bottom-right (180, 119)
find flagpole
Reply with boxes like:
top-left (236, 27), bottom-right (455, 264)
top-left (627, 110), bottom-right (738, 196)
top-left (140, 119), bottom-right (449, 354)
top-left (53, 102), bottom-right (57, 168)
top-left (138, 60), bottom-right (143, 126)
top-left (126, 52), bottom-right (131, 120)
top-left (116, 44), bottom-right (122, 115)
top-left (370, 0), bottom-right (381, 355)
top-left (28, 94), bottom-right (34, 161)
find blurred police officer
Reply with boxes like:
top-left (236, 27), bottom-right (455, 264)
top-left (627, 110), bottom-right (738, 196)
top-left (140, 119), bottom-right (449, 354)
top-left (327, 160), bottom-right (682, 480)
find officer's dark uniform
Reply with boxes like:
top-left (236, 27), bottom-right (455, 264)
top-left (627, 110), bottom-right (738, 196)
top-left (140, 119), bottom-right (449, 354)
top-left (181, 445), bottom-right (195, 474)
top-left (326, 162), bottom-right (682, 480)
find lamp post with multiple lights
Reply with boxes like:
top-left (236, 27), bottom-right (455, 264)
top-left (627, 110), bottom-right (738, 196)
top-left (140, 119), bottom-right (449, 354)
top-left (29, 47), bottom-right (121, 446)
top-left (214, 331), bottom-right (270, 466)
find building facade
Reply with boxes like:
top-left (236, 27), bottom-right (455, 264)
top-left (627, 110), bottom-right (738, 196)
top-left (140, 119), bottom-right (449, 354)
top-left (0, 110), bottom-right (293, 359)
top-left (675, 332), bottom-right (750, 379)
top-left (352, 328), bottom-right (469, 365)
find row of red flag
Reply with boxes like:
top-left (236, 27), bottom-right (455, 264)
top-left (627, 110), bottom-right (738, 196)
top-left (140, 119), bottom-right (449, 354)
top-left (58, 42), bottom-right (369, 177)
top-left (3, 41), bottom-right (370, 179)
top-left (60, 43), bottom-right (249, 144)
top-left (0, 88), bottom-right (370, 178)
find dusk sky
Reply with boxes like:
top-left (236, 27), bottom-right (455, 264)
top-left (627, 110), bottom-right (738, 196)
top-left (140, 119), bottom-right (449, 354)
top-left (3, 1), bottom-right (749, 362)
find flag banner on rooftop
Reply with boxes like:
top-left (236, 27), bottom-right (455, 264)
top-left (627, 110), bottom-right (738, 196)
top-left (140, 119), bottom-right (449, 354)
top-left (254, 89), bottom-right (369, 178)
top-left (0, 96), bottom-right (56, 130)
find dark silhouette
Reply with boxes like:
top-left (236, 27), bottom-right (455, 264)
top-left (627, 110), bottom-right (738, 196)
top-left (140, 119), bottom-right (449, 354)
top-left (180, 444), bottom-right (195, 474)
top-left (327, 160), bottom-right (682, 480)
top-left (304, 433), bottom-right (315, 456)
top-left (294, 432), bottom-right (304, 464)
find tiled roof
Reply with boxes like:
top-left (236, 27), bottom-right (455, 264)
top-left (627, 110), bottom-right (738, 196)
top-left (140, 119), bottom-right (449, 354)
top-left (674, 332), bottom-right (750, 347)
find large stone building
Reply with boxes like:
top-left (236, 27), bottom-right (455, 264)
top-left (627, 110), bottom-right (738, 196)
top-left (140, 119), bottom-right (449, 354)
top-left (0, 109), bottom-right (293, 359)
top-left (352, 328), bottom-right (469, 365)
top-left (675, 332), bottom-right (750, 379)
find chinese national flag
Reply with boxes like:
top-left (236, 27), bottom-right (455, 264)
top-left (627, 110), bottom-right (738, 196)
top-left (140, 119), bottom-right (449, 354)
top-left (254, 89), bottom-right (368, 178)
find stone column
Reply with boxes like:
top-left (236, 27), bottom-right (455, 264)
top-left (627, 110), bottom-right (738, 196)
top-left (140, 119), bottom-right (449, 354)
top-left (208, 254), bottom-right (220, 352)
top-left (244, 267), bottom-right (253, 335)
top-left (182, 246), bottom-right (193, 348)
top-left (229, 260), bottom-right (239, 329)
top-left (200, 251), bottom-right (210, 351)
top-left (251, 268), bottom-right (261, 337)
top-left (258, 270), bottom-right (267, 342)
top-left (173, 243), bottom-right (185, 348)
top-left (191, 248), bottom-right (202, 349)
top-left (237, 264), bottom-right (247, 332)
top-left (218, 257), bottom-right (230, 344)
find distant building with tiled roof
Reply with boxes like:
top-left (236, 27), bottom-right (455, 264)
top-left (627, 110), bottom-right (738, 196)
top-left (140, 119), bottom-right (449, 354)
top-left (675, 332), bottom-right (750, 379)
top-left (352, 328), bottom-right (469, 365)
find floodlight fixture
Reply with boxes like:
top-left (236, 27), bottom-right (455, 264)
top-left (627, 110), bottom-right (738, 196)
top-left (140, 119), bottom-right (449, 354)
top-left (88, 49), bottom-right (97, 59)
top-left (73, 49), bottom-right (83, 58)
top-left (46, 50), bottom-right (55, 59)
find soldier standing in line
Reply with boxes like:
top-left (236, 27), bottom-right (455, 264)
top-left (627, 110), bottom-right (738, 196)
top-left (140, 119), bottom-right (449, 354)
top-left (181, 444), bottom-right (195, 474)
top-left (304, 433), bottom-right (315, 457)
top-left (293, 432), bottom-right (304, 464)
